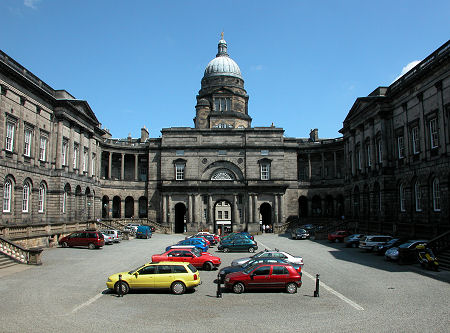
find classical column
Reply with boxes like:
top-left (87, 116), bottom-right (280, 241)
top-left (308, 153), bottom-right (312, 179)
top-left (435, 82), bottom-right (447, 150)
top-left (68, 126), bottom-right (74, 173)
top-left (108, 152), bottom-right (112, 179)
top-left (121, 153), bottom-right (125, 180)
top-left (333, 151), bottom-right (337, 178)
top-left (321, 152), bottom-right (325, 178)
top-left (134, 154), bottom-right (139, 181)
top-left (253, 195), bottom-right (258, 224)
top-left (167, 195), bottom-right (172, 225)
top-left (248, 195), bottom-right (253, 224)
top-left (233, 195), bottom-right (239, 226)
top-left (55, 121), bottom-right (63, 169)
top-left (162, 195), bottom-right (167, 224)
top-left (194, 194), bottom-right (200, 226)
top-left (78, 132), bottom-right (83, 175)
top-left (120, 199), bottom-right (125, 218)
top-left (188, 195), bottom-right (193, 224)
top-left (274, 195), bottom-right (279, 225)
top-left (133, 199), bottom-right (138, 219)
top-left (208, 195), bottom-right (214, 226)
top-left (88, 136), bottom-right (92, 177)
top-left (280, 195), bottom-right (284, 225)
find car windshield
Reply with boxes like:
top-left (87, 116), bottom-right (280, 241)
top-left (296, 229), bottom-right (306, 233)
top-left (386, 238), bottom-right (400, 245)
top-left (128, 264), bottom-right (145, 274)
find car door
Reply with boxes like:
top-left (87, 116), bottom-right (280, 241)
top-left (67, 232), bottom-right (80, 246)
top-left (153, 265), bottom-right (174, 289)
top-left (248, 265), bottom-right (271, 289)
top-left (269, 265), bottom-right (290, 288)
top-left (130, 265), bottom-right (156, 289)
top-left (167, 250), bottom-right (183, 262)
top-left (234, 239), bottom-right (246, 251)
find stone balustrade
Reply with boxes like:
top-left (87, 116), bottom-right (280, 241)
top-left (0, 235), bottom-right (43, 265)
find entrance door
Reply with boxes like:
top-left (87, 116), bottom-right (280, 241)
top-left (260, 203), bottom-right (272, 231)
top-left (175, 203), bottom-right (186, 233)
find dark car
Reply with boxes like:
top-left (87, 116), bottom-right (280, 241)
top-left (219, 257), bottom-right (302, 283)
top-left (218, 238), bottom-right (258, 253)
top-left (221, 233), bottom-right (252, 242)
top-left (328, 230), bottom-right (350, 243)
top-left (291, 228), bottom-right (310, 240)
top-left (59, 230), bottom-right (105, 249)
top-left (373, 238), bottom-right (406, 255)
top-left (224, 263), bottom-right (302, 294)
top-left (344, 234), bottom-right (365, 248)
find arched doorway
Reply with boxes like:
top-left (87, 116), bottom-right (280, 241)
top-left (260, 203), bottom-right (272, 232)
top-left (102, 196), bottom-right (109, 218)
top-left (139, 197), bottom-right (148, 218)
top-left (175, 203), bottom-right (186, 233)
top-left (214, 200), bottom-right (232, 235)
top-left (125, 196), bottom-right (134, 218)
top-left (298, 196), bottom-right (308, 218)
top-left (113, 196), bottom-right (121, 218)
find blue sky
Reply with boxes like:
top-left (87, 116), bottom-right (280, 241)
top-left (1, 1), bottom-right (449, 139)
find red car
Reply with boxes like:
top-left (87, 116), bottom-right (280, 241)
top-left (59, 230), bottom-right (105, 249)
top-left (224, 263), bottom-right (302, 294)
top-left (328, 230), bottom-right (350, 243)
top-left (151, 248), bottom-right (221, 271)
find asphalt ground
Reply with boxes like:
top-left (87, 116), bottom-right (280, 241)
top-left (1, 233), bottom-right (449, 333)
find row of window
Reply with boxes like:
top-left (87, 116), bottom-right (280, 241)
top-left (3, 179), bottom-right (47, 213)
top-left (174, 163), bottom-right (271, 181)
top-left (399, 178), bottom-right (441, 212)
top-left (5, 120), bottom-right (96, 175)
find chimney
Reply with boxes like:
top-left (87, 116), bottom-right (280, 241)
top-left (141, 126), bottom-right (149, 142)
top-left (309, 128), bottom-right (319, 142)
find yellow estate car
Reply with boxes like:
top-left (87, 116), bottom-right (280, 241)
top-left (106, 261), bottom-right (201, 295)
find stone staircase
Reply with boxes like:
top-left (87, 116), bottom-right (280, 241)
top-left (438, 248), bottom-right (450, 271)
top-left (0, 252), bottom-right (19, 269)
top-left (428, 230), bottom-right (450, 271)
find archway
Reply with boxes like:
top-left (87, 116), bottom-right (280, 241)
top-left (112, 196), bottom-right (121, 218)
top-left (298, 196), bottom-right (308, 218)
top-left (214, 200), bottom-right (232, 235)
top-left (102, 196), bottom-right (109, 218)
top-left (139, 197), bottom-right (148, 218)
top-left (260, 203), bottom-right (272, 232)
top-left (125, 196), bottom-right (134, 218)
top-left (174, 203), bottom-right (186, 233)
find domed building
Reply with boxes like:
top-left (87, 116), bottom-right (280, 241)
top-left (0, 36), bottom-right (448, 251)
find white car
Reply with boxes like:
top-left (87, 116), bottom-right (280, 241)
top-left (231, 249), bottom-right (303, 267)
top-left (125, 224), bottom-right (141, 233)
top-left (102, 233), bottom-right (114, 245)
top-left (359, 235), bottom-right (393, 251)
top-left (102, 230), bottom-right (122, 243)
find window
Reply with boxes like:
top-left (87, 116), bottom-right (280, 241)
top-left (203, 208), bottom-right (207, 219)
top-left (397, 136), bottom-right (405, 159)
top-left (218, 150), bottom-right (227, 156)
top-left (176, 150), bottom-right (184, 156)
top-left (414, 181), bottom-right (421, 212)
top-left (218, 211), bottom-right (223, 219)
top-left (22, 183), bottom-right (30, 212)
top-left (5, 122), bottom-right (15, 152)
top-left (432, 178), bottom-right (440, 211)
top-left (62, 140), bottom-right (68, 166)
top-left (429, 118), bottom-right (438, 149)
top-left (261, 150), bottom-right (269, 156)
top-left (272, 266), bottom-right (289, 275)
top-left (24, 129), bottom-right (32, 157)
top-left (83, 149), bottom-right (88, 172)
top-left (411, 126), bottom-right (420, 154)
top-left (39, 136), bottom-right (47, 161)
top-left (214, 97), bottom-right (231, 111)
top-left (377, 139), bottom-right (383, 163)
top-left (366, 143), bottom-right (371, 167)
top-left (175, 163), bottom-right (185, 180)
top-left (73, 144), bottom-right (79, 169)
top-left (39, 184), bottom-right (46, 213)
top-left (261, 163), bottom-right (270, 180)
top-left (91, 153), bottom-right (96, 176)
top-left (224, 211), bottom-right (229, 219)
top-left (239, 208), bottom-right (242, 218)
top-left (253, 266), bottom-right (271, 276)
top-left (399, 184), bottom-right (406, 212)
top-left (3, 179), bottom-right (12, 212)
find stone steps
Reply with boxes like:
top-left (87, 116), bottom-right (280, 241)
top-left (0, 252), bottom-right (19, 269)
top-left (438, 249), bottom-right (450, 271)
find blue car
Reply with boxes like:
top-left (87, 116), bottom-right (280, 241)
top-left (135, 225), bottom-right (152, 239)
top-left (165, 239), bottom-right (208, 252)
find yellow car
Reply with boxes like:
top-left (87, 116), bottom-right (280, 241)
top-left (106, 261), bottom-right (201, 295)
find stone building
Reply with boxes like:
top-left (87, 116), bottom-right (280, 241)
top-left (0, 36), bottom-right (448, 248)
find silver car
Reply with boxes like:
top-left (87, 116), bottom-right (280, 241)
top-left (102, 229), bottom-right (122, 243)
top-left (359, 235), bottom-right (393, 251)
top-left (231, 249), bottom-right (303, 267)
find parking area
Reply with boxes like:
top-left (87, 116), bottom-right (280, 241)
top-left (1, 233), bottom-right (449, 332)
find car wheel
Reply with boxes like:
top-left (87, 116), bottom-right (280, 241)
top-left (171, 281), bottom-right (186, 295)
top-left (233, 282), bottom-right (245, 294)
top-left (114, 281), bottom-right (129, 295)
top-left (248, 247), bottom-right (255, 253)
top-left (203, 261), bottom-right (214, 271)
top-left (88, 243), bottom-right (95, 250)
top-left (286, 282), bottom-right (297, 294)
top-left (62, 242), bottom-right (68, 248)
top-left (223, 247), bottom-right (230, 253)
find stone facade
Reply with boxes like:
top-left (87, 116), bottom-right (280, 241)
top-left (0, 38), bottom-right (448, 247)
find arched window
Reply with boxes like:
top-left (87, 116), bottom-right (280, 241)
top-left (22, 182), bottom-right (30, 212)
top-left (432, 178), bottom-right (440, 211)
top-left (39, 183), bottom-right (46, 213)
top-left (211, 169), bottom-right (234, 181)
top-left (414, 181), bottom-right (421, 212)
top-left (3, 179), bottom-right (12, 212)
top-left (399, 183), bottom-right (406, 212)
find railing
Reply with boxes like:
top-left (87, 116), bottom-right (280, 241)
top-left (99, 218), bottom-right (171, 234)
top-left (428, 230), bottom-right (450, 255)
top-left (0, 235), bottom-right (43, 265)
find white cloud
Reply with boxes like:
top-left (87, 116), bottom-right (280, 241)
top-left (24, 0), bottom-right (40, 9)
top-left (250, 65), bottom-right (264, 71)
top-left (393, 60), bottom-right (421, 83)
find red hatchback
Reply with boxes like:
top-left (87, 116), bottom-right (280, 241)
top-left (224, 263), bottom-right (302, 294)
top-left (59, 230), bottom-right (105, 249)
top-left (151, 248), bottom-right (221, 271)
top-left (328, 230), bottom-right (350, 243)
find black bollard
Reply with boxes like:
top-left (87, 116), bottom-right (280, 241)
top-left (313, 274), bottom-right (320, 297)
top-left (118, 274), bottom-right (123, 297)
top-left (216, 272), bottom-right (222, 298)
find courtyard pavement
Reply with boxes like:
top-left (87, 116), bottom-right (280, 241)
top-left (1, 233), bottom-right (449, 333)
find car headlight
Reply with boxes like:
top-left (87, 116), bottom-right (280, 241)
top-left (225, 277), bottom-right (230, 282)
